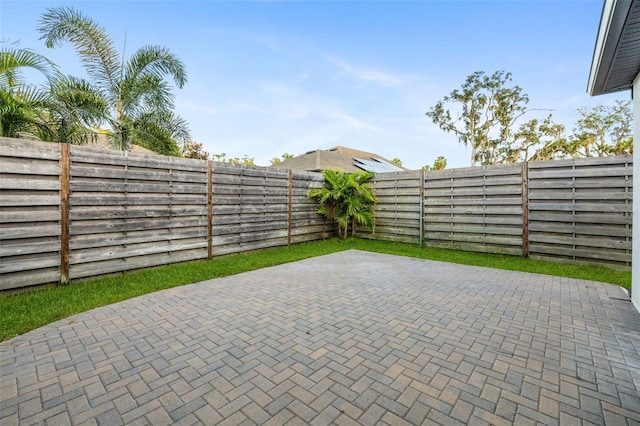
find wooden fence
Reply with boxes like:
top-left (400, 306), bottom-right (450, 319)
top-left (67, 146), bottom-right (210, 280)
top-left (0, 137), bottom-right (633, 291)
top-left (210, 166), bottom-right (331, 254)
top-left (527, 157), bottom-right (632, 267)
top-left (0, 139), bottom-right (62, 289)
top-left (366, 156), bottom-right (633, 268)
top-left (0, 138), bottom-right (330, 291)
top-left (423, 163), bottom-right (525, 256)
top-left (359, 170), bottom-right (423, 244)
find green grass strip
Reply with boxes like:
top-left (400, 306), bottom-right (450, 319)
top-left (0, 238), bottom-right (630, 342)
top-left (348, 239), bottom-right (631, 290)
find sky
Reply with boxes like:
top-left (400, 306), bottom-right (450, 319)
top-left (0, 0), bottom-right (629, 170)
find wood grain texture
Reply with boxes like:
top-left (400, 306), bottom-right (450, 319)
top-left (359, 171), bottom-right (422, 244)
top-left (527, 156), bottom-right (632, 268)
top-left (0, 138), bottom-right (62, 290)
top-left (60, 144), bottom-right (70, 284)
top-left (423, 163), bottom-right (526, 255)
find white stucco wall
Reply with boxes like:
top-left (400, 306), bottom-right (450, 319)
top-left (633, 76), bottom-right (640, 312)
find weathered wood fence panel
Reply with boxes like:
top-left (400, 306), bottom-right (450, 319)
top-left (364, 157), bottom-right (632, 267)
top-left (0, 138), bottom-right (329, 290)
top-left (360, 170), bottom-right (422, 244)
top-left (528, 156), bottom-right (633, 267)
top-left (0, 138), bottom-right (63, 290)
top-left (68, 147), bottom-right (209, 279)
top-left (1, 136), bottom-right (634, 290)
top-left (422, 163), bottom-right (525, 256)
top-left (211, 163), bottom-right (290, 256)
top-left (289, 170), bottom-right (335, 244)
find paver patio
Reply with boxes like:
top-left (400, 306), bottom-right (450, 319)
top-left (1, 249), bottom-right (639, 425)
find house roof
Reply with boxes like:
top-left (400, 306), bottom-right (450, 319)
top-left (271, 146), bottom-right (407, 173)
top-left (588, 0), bottom-right (640, 96)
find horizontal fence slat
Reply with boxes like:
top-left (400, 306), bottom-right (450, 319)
top-left (1, 177), bottom-right (61, 191)
top-left (0, 137), bottom-right (62, 160)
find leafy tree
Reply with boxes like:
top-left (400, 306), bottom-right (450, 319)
top-left (270, 152), bottom-right (294, 165)
top-left (391, 157), bottom-right (402, 166)
top-left (307, 169), bottom-right (376, 240)
top-left (610, 138), bottom-right (633, 156)
top-left (517, 117), bottom-right (566, 161)
top-left (505, 115), bottom-right (566, 162)
top-left (183, 140), bottom-right (210, 160)
top-left (38, 6), bottom-right (190, 153)
top-left (570, 101), bottom-right (632, 157)
top-left (426, 70), bottom-right (533, 166)
top-left (423, 155), bottom-right (447, 171)
top-left (212, 152), bottom-right (256, 166)
top-left (528, 102), bottom-right (632, 161)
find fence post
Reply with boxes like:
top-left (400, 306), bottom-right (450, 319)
top-left (419, 168), bottom-right (425, 247)
top-left (207, 160), bottom-right (213, 259)
top-left (522, 161), bottom-right (529, 257)
top-left (287, 169), bottom-right (293, 246)
top-left (60, 143), bottom-right (70, 284)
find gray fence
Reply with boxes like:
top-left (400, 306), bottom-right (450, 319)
top-left (360, 170), bottom-right (423, 244)
top-left (1, 138), bottom-right (63, 289)
top-left (423, 163), bottom-right (525, 256)
top-left (0, 137), bottom-right (633, 291)
top-left (0, 138), bottom-right (330, 291)
top-left (363, 156), bottom-right (633, 268)
top-left (527, 156), bottom-right (632, 267)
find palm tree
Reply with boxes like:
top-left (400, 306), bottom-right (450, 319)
top-left (37, 6), bottom-right (190, 153)
top-left (308, 169), bottom-right (377, 240)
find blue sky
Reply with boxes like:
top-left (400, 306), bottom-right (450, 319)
top-left (1, 0), bottom-right (627, 169)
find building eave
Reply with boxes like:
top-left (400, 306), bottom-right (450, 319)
top-left (588, 0), bottom-right (637, 96)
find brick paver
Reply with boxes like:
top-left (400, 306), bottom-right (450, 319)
top-left (1, 250), bottom-right (639, 425)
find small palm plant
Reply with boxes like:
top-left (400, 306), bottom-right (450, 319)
top-left (308, 169), bottom-right (377, 240)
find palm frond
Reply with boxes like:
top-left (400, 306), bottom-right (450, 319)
top-left (0, 46), bottom-right (58, 89)
top-left (124, 44), bottom-right (187, 89)
top-left (0, 84), bottom-right (51, 138)
top-left (38, 6), bottom-right (120, 95)
top-left (49, 75), bottom-right (108, 127)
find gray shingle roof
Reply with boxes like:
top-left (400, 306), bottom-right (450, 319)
top-left (271, 146), bottom-right (407, 172)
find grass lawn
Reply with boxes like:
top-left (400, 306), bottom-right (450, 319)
top-left (0, 238), bottom-right (631, 342)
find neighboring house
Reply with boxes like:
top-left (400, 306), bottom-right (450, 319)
top-left (271, 146), bottom-right (407, 173)
top-left (588, 0), bottom-right (640, 312)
